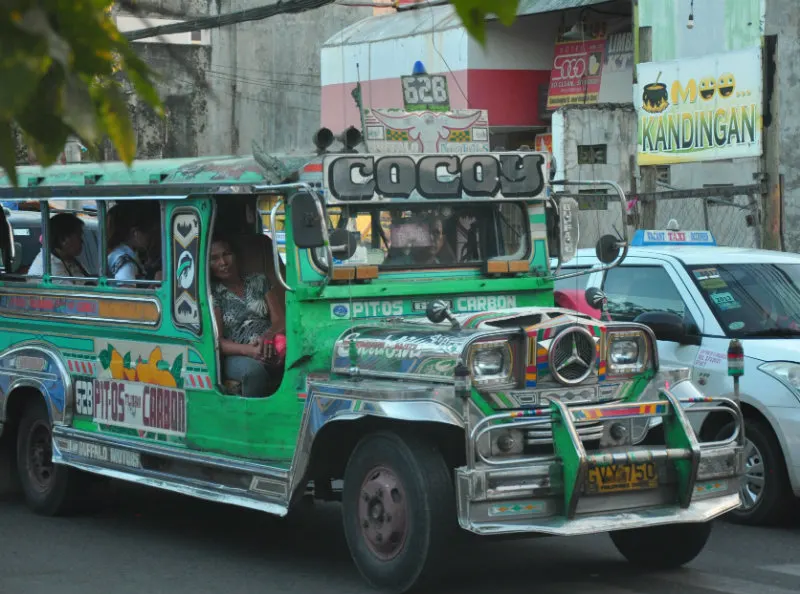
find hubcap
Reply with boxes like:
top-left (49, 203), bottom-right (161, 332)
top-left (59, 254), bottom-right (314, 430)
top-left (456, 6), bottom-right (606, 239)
top-left (27, 420), bottom-right (54, 493)
top-left (739, 438), bottom-right (765, 510)
top-left (357, 466), bottom-right (408, 560)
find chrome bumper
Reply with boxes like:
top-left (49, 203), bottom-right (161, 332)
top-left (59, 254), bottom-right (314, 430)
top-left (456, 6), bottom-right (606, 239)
top-left (456, 378), bottom-right (744, 536)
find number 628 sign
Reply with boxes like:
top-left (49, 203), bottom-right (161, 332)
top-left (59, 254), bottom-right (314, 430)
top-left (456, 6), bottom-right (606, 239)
top-left (400, 74), bottom-right (450, 111)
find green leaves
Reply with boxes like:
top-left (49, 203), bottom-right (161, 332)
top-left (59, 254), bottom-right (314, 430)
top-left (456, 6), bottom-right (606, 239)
top-left (0, 1), bottom-right (163, 185)
top-left (449, 0), bottom-right (520, 45)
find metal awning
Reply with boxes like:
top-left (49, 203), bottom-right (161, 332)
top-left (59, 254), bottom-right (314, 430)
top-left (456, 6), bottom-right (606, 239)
top-left (323, 0), bottom-right (614, 48)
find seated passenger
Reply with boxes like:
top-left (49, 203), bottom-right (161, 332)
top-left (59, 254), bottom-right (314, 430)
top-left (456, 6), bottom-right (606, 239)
top-left (28, 213), bottom-right (90, 284)
top-left (430, 216), bottom-right (457, 264)
top-left (210, 235), bottom-right (286, 398)
top-left (106, 202), bottom-right (159, 283)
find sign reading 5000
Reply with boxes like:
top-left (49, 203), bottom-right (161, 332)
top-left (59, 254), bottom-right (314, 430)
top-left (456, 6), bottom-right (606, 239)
top-left (323, 153), bottom-right (547, 202)
top-left (636, 48), bottom-right (762, 165)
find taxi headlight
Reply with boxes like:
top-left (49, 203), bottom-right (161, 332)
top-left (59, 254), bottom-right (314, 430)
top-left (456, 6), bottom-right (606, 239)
top-left (607, 331), bottom-right (649, 375)
top-left (469, 341), bottom-right (513, 387)
top-left (759, 362), bottom-right (800, 399)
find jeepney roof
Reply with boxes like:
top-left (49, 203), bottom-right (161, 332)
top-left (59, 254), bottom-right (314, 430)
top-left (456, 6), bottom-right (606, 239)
top-left (0, 153), bottom-right (319, 199)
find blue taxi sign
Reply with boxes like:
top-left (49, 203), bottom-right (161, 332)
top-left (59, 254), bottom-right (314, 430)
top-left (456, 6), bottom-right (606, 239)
top-left (631, 229), bottom-right (717, 247)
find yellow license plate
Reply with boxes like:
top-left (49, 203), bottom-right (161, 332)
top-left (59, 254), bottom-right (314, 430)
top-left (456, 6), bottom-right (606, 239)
top-left (586, 463), bottom-right (658, 494)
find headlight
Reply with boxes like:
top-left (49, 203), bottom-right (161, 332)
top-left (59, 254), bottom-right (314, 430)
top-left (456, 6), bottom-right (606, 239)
top-left (606, 330), bottom-right (649, 376)
top-left (468, 340), bottom-right (513, 387)
top-left (759, 362), bottom-right (800, 396)
top-left (610, 339), bottom-right (640, 365)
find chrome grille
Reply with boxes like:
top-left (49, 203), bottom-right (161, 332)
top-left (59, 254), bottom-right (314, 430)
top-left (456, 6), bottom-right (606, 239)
top-left (549, 326), bottom-right (596, 385)
top-left (525, 421), bottom-right (605, 445)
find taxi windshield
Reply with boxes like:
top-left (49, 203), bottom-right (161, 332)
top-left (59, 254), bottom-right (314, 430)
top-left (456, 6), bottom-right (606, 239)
top-left (687, 263), bottom-right (800, 338)
top-left (327, 202), bottom-right (529, 269)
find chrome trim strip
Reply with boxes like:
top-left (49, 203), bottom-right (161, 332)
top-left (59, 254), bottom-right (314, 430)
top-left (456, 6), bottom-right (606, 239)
top-left (52, 426), bottom-right (290, 478)
top-left (0, 288), bottom-right (162, 327)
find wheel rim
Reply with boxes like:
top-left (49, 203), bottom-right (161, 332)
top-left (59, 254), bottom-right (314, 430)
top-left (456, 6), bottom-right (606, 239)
top-left (739, 437), bottom-right (765, 511)
top-left (26, 419), bottom-right (54, 493)
top-left (357, 465), bottom-right (408, 561)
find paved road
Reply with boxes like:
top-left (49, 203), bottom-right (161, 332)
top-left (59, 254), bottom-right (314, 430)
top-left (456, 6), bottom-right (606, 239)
top-left (1, 480), bottom-right (799, 594)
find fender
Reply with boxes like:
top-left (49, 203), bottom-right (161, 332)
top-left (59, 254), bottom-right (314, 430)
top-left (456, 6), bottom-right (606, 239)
top-left (287, 377), bottom-right (464, 499)
top-left (0, 342), bottom-right (73, 434)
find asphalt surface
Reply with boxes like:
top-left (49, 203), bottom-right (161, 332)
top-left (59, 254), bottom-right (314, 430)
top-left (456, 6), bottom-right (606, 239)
top-left (1, 476), bottom-right (800, 594)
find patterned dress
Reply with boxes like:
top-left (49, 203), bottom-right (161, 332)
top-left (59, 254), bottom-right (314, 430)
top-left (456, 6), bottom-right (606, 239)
top-left (211, 273), bottom-right (271, 345)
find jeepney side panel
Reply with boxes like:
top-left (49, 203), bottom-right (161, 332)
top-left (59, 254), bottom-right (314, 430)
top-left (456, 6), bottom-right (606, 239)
top-left (0, 199), bottom-right (226, 450)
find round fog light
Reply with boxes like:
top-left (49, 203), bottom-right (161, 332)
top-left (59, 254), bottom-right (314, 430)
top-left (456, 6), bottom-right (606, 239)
top-left (497, 433), bottom-right (516, 452)
top-left (610, 422), bottom-right (628, 441)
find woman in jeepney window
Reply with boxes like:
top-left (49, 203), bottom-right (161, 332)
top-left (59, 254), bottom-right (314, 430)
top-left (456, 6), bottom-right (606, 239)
top-left (106, 202), bottom-right (161, 283)
top-left (28, 213), bottom-right (90, 285)
top-left (209, 234), bottom-right (286, 397)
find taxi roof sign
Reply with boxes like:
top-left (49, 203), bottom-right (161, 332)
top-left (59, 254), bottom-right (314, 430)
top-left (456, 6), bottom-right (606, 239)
top-left (631, 229), bottom-right (717, 247)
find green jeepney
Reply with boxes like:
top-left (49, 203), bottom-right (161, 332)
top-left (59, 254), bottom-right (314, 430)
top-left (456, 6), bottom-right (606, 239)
top-left (0, 146), bottom-right (744, 592)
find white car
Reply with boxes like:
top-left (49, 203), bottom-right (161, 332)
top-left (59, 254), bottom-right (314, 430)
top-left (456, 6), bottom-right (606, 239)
top-left (556, 228), bottom-right (800, 526)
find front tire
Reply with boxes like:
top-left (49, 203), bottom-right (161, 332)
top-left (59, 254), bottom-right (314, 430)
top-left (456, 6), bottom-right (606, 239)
top-left (716, 418), bottom-right (793, 526)
top-left (16, 398), bottom-right (83, 516)
top-left (342, 430), bottom-right (456, 593)
top-left (610, 522), bottom-right (712, 569)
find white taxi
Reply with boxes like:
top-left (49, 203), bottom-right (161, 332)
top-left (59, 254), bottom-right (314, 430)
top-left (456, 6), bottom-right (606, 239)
top-left (556, 227), bottom-right (800, 526)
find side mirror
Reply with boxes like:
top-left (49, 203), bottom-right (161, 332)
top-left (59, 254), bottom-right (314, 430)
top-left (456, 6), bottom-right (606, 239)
top-left (329, 228), bottom-right (357, 261)
top-left (595, 234), bottom-right (621, 264)
top-left (290, 191), bottom-right (325, 249)
top-left (426, 299), bottom-right (460, 330)
top-left (634, 311), bottom-right (700, 345)
top-left (11, 241), bottom-right (22, 272)
top-left (584, 287), bottom-right (606, 311)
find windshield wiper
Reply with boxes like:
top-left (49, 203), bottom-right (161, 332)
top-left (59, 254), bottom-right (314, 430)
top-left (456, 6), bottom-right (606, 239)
top-left (742, 328), bottom-right (800, 338)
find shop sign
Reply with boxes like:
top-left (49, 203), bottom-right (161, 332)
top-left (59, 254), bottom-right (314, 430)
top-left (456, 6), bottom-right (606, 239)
top-left (636, 48), bottom-right (763, 165)
top-left (546, 38), bottom-right (606, 109)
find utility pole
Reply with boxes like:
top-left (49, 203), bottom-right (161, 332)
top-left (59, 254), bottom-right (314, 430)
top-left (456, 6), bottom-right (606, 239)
top-left (637, 26), bottom-right (658, 229)
top-left (761, 37), bottom-right (783, 251)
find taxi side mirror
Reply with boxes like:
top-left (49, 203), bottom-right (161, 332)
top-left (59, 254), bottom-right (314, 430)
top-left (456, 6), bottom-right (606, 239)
top-left (290, 191), bottom-right (325, 249)
top-left (634, 311), bottom-right (701, 346)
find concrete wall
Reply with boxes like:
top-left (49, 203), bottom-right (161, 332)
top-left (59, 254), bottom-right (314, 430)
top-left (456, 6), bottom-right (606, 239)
top-left (117, 1), bottom-right (370, 159)
top-left (209, 1), bottom-right (371, 155)
top-left (552, 105), bottom-right (636, 250)
top-left (766, 0), bottom-right (800, 252)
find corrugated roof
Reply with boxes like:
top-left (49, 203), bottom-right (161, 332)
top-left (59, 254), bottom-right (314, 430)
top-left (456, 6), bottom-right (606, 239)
top-left (323, 0), bottom-right (612, 47)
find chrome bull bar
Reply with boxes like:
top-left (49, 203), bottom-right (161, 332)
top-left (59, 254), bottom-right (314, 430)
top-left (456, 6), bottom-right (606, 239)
top-left (458, 386), bottom-right (744, 534)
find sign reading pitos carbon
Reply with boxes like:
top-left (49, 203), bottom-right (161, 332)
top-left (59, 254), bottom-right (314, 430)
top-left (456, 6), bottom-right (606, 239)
top-left (635, 48), bottom-right (763, 165)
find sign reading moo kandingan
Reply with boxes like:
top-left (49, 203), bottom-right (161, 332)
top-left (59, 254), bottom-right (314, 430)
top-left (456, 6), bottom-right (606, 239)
top-left (635, 48), bottom-right (762, 165)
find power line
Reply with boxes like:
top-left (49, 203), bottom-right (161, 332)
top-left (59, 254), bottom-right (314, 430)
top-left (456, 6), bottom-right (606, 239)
top-left (123, 0), bottom-right (338, 41)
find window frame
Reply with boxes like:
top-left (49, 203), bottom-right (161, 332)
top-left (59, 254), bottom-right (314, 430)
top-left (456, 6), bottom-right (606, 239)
top-left (600, 262), bottom-right (700, 330)
top-left (0, 198), bottom-right (166, 292)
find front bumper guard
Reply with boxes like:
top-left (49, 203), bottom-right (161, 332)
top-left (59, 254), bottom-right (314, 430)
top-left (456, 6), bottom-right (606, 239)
top-left (456, 379), bottom-right (744, 536)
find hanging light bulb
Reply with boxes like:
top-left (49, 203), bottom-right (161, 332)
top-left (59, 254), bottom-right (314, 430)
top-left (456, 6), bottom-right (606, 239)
top-left (687, 0), bottom-right (695, 29)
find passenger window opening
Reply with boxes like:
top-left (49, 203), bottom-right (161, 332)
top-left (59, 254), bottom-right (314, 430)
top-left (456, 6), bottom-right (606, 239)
top-left (105, 199), bottom-right (163, 289)
top-left (3, 200), bottom-right (102, 285)
top-left (211, 196), bottom-right (287, 398)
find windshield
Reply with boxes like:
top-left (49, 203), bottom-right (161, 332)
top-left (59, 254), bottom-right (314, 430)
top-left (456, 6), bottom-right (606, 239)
top-left (322, 202), bottom-right (529, 270)
top-left (687, 263), bottom-right (800, 338)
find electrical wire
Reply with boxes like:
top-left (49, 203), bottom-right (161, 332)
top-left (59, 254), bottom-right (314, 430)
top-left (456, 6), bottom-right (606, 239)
top-left (124, 0), bottom-right (338, 41)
